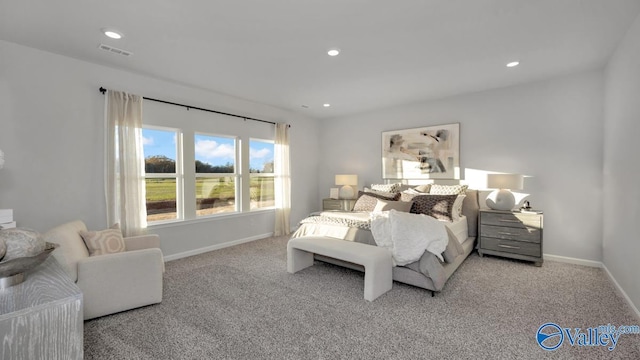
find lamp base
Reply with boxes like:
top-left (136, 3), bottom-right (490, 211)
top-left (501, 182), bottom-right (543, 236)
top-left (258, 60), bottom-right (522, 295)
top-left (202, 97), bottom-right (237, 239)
top-left (486, 189), bottom-right (516, 211)
top-left (339, 185), bottom-right (355, 199)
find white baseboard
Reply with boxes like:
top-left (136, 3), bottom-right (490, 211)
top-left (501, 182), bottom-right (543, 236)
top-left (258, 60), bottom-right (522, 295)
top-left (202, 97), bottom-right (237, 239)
top-left (543, 253), bottom-right (602, 268)
top-left (602, 264), bottom-right (640, 322)
top-left (163, 232), bottom-right (274, 262)
top-left (544, 253), bottom-right (640, 321)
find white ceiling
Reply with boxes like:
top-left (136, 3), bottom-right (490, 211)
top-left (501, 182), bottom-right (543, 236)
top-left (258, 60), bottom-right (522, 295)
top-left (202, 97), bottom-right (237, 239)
top-left (1, 0), bottom-right (640, 119)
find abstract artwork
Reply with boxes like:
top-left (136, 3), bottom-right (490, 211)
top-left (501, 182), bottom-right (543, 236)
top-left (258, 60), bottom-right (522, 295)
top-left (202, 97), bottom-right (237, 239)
top-left (382, 123), bottom-right (460, 179)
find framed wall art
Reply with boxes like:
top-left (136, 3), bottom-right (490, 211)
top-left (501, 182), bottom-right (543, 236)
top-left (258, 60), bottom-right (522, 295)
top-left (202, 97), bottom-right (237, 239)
top-left (382, 123), bottom-right (460, 179)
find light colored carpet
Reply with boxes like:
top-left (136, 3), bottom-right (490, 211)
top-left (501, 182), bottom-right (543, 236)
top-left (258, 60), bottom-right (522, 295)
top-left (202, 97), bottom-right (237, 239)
top-left (84, 236), bottom-right (640, 359)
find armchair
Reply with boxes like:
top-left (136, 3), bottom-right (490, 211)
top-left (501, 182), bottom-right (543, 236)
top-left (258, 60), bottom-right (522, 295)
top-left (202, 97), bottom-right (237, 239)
top-left (43, 220), bottom-right (164, 320)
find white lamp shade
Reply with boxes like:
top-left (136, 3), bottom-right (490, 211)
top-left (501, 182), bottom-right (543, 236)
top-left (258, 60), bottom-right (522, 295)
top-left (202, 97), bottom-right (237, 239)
top-left (335, 174), bottom-right (358, 186)
top-left (487, 173), bottom-right (523, 190)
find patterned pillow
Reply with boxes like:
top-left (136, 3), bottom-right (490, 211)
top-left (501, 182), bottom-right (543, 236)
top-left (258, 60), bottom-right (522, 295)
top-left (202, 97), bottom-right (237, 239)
top-left (364, 187), bottom-right (398, 198)
top-left (409, 194), bottom-right (459, 221)
top-left (413, 184), bottom-right (431, 193)
top-left (429, 184), bottom-right (469, 195)
top-left (370, 183), bottom-right (402, 193)
top-left (353, 191), bottom-right (400, 211)
top-left (80, 224), bottom-right (125, 256)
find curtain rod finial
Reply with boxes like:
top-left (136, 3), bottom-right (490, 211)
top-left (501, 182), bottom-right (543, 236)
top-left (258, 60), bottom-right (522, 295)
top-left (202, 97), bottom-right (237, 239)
top-left (99, 87), bottom-right (107, 94)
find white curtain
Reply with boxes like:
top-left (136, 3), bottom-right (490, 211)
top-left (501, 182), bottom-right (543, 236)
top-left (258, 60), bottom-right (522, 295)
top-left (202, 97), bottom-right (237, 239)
top-left (105, 90), bottom-right (147, 236)
top-left (274, 123), bottom-right (291, 236)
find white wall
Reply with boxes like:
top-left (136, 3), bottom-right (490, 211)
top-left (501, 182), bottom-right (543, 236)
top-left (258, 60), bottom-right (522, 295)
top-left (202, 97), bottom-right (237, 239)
top-left (319, 70), bottom-right (605, 261)
top-left (603, 14), bottom-right (640, 313)
top-left (0, 40), bottom-right (320, 257)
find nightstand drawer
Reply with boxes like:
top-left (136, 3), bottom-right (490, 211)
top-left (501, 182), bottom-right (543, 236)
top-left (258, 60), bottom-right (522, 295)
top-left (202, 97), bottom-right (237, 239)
top-left (323, 200), bottom-right (343, 210)
top-left (481, 237), bottom-right (541, 257)
top-left (480, 225), bottom-right (541, 243)
top-left (322, 199), bottom-right (356, 211)
top-left (480, 212), bottom-right (541, 229)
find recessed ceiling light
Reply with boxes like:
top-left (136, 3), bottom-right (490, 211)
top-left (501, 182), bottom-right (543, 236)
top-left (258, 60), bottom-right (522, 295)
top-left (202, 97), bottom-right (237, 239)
top-left (103, 29), bottom-right (123, 39)
top-left (506, 61), bottom-right (520, 68)
top-left (327, 49), bottom-right (340, 56)
top-left (323, 103), bottom-right (331, 107)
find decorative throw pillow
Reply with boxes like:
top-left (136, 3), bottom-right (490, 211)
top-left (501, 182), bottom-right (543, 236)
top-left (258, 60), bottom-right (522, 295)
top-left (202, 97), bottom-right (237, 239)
top-left (80, 224), bottom-right (125, 256)
top-left (452, 195), bottom-right (466, 221)
top-left (409, 194), bottom-right (459, 221)
top-left (373, 199), bottom-right (413, 212)
top-left (429, 184), bottom-right (469, 195)
top-left (370, 183), bottom-right (401, 193)
top-left (353, 191), bottom-right (400, 212)
top-left (364, 187), bottom-right (398, 199)
top-left (413, 184), bottom-right (431, 193)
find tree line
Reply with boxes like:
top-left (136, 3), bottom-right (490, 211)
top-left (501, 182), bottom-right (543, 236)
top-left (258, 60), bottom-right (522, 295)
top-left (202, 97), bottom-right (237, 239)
top-left (145, 155), bottom-right (272, 173)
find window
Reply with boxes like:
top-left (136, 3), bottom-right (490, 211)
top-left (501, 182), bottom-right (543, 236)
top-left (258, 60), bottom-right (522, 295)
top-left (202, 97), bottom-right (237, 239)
top-left (142, 100), bottom-right (278, 225)
top-left (195, 134), bottom-right (238, 216)
top-left (142, 127), bottom-right (181, 223)
top-left (249, 139), bottom-right (275, 210)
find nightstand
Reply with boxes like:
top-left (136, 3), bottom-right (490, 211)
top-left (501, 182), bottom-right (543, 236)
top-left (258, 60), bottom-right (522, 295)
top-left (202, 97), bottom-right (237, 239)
top-left (478, 209), bottom-right (543, 266)
top-left (322, 198), bottom-right (356, 211)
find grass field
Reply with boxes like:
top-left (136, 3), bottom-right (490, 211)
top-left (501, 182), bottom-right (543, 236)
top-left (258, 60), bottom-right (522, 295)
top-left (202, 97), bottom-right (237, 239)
top-left (145, 177), bottom-right (274, 221)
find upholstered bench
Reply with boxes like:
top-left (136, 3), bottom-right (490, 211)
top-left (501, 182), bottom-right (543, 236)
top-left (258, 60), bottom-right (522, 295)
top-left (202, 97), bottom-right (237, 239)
top-left (287, 236), bottom-right (393, 301)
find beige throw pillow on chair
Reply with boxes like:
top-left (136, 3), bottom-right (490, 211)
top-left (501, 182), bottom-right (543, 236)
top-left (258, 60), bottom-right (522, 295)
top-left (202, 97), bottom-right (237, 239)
top-left (80, 224), bottom-right (125, 256)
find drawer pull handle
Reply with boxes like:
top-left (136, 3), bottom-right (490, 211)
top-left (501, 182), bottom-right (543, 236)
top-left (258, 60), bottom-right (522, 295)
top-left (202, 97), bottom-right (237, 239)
top-left (498, 219), bottom-right (520, 223)
top-left (498, 244), bottom-right (520, 249)
top-left (498, 232), bottom-right (515, 236)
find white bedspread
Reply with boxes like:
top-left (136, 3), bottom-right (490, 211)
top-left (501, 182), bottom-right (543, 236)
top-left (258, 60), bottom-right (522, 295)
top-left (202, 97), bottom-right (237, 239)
top-left (370, 210), bottom-right (448, 266)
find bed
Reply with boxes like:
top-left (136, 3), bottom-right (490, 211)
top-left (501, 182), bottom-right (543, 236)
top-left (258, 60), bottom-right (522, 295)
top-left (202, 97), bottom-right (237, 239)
top-left (290, 186), bottom-right (480, 294)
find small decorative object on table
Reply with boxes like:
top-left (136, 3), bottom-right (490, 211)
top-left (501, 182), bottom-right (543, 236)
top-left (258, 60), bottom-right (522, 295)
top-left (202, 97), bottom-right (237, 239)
top-left (0, 228), bottom-right (59, 288)
top-left (329, 188), bottom-right (340, 199)
top-left (519, 200), bottom-right (542, 214)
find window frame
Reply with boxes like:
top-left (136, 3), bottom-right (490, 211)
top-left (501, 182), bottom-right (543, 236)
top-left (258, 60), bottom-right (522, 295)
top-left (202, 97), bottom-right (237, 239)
top-left (194, 132), bottom-right (241, 218)
top-left (142, 125), bottom-right (184, 224)
top-left (248, 138), bottom-right (275, 211)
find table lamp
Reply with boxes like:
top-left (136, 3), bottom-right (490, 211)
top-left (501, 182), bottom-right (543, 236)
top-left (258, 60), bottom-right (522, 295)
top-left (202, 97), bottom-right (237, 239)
top-left (486, 173), bottom-right (523, 211)
top-left (335, 174), bottom-right (358, 199)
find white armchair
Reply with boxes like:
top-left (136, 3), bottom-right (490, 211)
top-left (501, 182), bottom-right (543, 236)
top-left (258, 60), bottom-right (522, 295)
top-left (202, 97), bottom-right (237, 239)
top-left (43, 221), bottom-right (164, 320)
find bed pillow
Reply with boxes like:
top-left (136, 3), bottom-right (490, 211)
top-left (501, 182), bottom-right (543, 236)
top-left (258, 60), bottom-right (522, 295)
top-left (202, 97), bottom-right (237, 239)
top-left (429, 184), bottom-right (468, 195)
top-left (452, 194), bottom-right (466, 221)
top-left (373, 199), bottom-right (413, 212)
top-left (409, 194), bottom-right (459, 221)
top-left (353, 191), bottom-right (400, 211)
top-left (370, 183), bottom-right (401, 193)
top-left (399, 190), bottom-right (420, 202)
top-left (413, 184), bottom-right (431, 193)
top-left (364, 187), bottom-right (398, 199)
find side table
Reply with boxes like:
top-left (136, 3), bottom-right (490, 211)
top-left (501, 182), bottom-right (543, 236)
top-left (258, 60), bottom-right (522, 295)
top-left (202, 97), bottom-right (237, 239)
top-left (0, 256), bottom-right (83, 359)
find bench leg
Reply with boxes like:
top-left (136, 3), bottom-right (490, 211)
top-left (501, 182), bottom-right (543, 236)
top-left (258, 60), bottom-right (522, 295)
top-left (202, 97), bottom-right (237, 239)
top-left (287, 247), bottom-right (315, 274)
top-left (363, 258), bottom-right (393, 301)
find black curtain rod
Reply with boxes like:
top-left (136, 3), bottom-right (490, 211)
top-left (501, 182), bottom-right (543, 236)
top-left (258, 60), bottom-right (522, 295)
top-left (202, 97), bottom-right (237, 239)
top-left (99, 87), bottom-right (283, 127)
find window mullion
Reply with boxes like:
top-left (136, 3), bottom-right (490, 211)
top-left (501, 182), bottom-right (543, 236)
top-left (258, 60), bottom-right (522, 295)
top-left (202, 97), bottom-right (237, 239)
top-left (182, 129), bottom-right (196, 220)
top-left (240, 137), bottom-right (249, 212)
